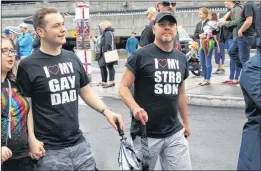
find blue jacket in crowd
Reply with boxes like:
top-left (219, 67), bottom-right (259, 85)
top-left (16, 32), bottom-right (33, 57)
top-left (238, 43), bottom-right (261, 170)
top-left (126, 37), bottom-right (139, 54)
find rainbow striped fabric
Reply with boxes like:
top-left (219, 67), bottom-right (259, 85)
top-left (1, 80), bottom-right (29, 149)
top-left (201, 39), bottom-right (215, 58)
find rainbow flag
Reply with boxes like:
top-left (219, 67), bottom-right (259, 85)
top-left (201, 39), bottom-right (215, 58)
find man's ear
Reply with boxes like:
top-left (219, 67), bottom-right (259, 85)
top-left (36, 28), bottom-right (44, 38)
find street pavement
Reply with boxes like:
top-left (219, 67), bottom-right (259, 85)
top-left (79, 97), bottom-right (246, 170)
top-left (85, 52), bottom-right (258, 108)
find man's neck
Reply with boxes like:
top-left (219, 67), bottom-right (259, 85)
top-left (40, 41), bottom-right (61, 56)
top-left (1, 72), bottom-right (7, 83)
top-left (154, 40), bottom-right (174, 52)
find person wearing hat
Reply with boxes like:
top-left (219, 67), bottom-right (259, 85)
top-left (126, 32), bottom-right (139, 57)
top-left (156, 1), bottom-right (176, 13)
top-left (237, 37), bottom-right (261, 170)
top-left (139, 3), bottom-right (179, 49)
top-left (119, 12), bottom-right (192, 170)
top-left (2, 29), bottom-right (11, 38)
top-left (16, 23), bottom-right (33, 60)
top-left (139, 7), bottom-right (157, 48)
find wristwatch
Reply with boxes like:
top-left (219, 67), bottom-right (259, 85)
top-left (101, 107), bottom-right (111, 115)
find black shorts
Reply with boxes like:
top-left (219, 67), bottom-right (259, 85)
top-left (1, 156), bottom-right (33, 171)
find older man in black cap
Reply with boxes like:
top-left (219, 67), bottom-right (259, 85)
top-left (119, 12), bottom-right (192, 170)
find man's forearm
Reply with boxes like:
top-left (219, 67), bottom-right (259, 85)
top-left (80, 85), bottom-right (108, 114)
top-left (240, 21), bottom-right (252, 33)
top-left (178, 93), bottom-right (189, 125)
top-left (118, 85), bottom-right (140, 112)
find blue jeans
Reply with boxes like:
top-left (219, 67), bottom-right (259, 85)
top-left (256, 36), bottom-right (261, 54)
top-left (236, 36), bottom-right (255, 66)
top-left (200, 48), bottom-right (214, 81)
top-left (214, 42), bottom-right (225, 64)
top-left (225, 39), bottom-right (241, 80)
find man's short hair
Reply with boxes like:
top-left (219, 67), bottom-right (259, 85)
top-left (33, 7), bottom-right (59, 30)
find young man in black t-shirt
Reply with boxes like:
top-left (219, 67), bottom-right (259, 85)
top-left (16, 8), bottom-right (124, 170)
top-left (228, 1), bottom-right (259, 68)
top-left (119, 12), bottom-right (192, 170)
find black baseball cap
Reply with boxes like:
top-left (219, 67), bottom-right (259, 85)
top-left (154, 12), bottom-right (177, 24)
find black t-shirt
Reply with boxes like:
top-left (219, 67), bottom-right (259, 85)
top-left (126, 43), bottom-right (189, 138)
top-left (16, 49), bottom-right (90, 150)
top-left (139, 21), bottom-right (155, 47)
top-left (238, 2), bottom-right (259, 36)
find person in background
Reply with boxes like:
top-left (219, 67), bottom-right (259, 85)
top-left (228, 1), bottom-right (259, 68)
top-left (99, 21), bottom-right (118, 88)
top-left (91, 32), bottom-right (105, 86)
top-left (201, 12), bottom-right (221, 55)
top-left (213, 12), bottom-right (226, 75)
top-left (194, 8), bottom-right (215, 86)
top-left (139, 7), bottom-right (157, 48)
top-left (1, 36), bottom-right (33, 171)
top-left (156, 1), bottom-right (176, 13)
top-left (16, 23), bottom-right (33, 60)
top-left (126, 32), bottom-right (139, 57)
top-left (32, 32), bottom-right (40, 53)
top-left (219, 0), bottom-right (242, 84)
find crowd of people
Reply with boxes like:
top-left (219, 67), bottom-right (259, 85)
top-left (1, 0), bottom-right (260, 171)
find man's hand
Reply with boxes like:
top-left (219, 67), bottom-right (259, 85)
top-left (183, 124), bottom-right (191, 138)
top-left (219, 19), bottom-right (226, 25)
top-left (28, 137), bottom-right (45, 160)
top-left (1, 146), bottom-right (12, 163)
top-left (104, 110), bottom-right (124, 131)
top-left (238, 29), bottom-right (243, 37)
top-left (132, 107), bottom-right (148, 125)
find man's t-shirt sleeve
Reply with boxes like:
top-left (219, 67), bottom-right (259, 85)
top-left (183, 56), bottom-right (190, 80)
top-left (184, 61), bottom-right (190, 80)
top-left (16, 65), bottom-right (33, 97)
top-left (125, 53), bottom-right (140, 76)
top-left (244, 3), bottom-right (254, 18)
top-left (73, 54), bottom-right (90, 88)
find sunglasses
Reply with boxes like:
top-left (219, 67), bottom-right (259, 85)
top-left (161, 1), bottom-right (176, 7)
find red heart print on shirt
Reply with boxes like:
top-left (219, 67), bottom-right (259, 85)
top-left (48, 65), bottom-right (60, 75)
top-left (158, 59), bottom-right (168, 68)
